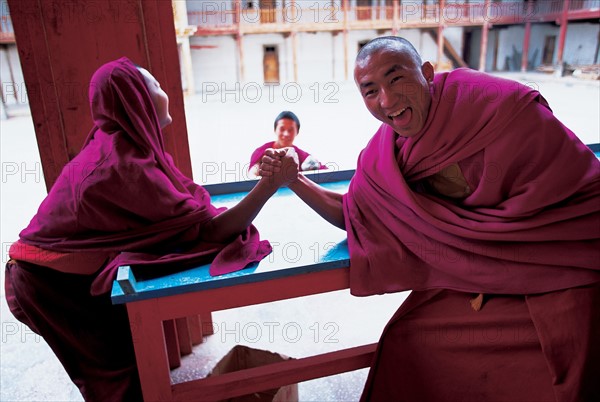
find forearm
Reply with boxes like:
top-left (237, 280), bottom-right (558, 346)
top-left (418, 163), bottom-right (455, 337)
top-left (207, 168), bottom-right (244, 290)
top-left (200, 178), bottom-right (278, 242)
top-left (288, 174), bottom-right (345, 230)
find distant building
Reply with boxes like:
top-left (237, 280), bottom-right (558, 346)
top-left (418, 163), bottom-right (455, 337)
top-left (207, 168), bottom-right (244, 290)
top-left (1, 0), bottom-right (599, 107)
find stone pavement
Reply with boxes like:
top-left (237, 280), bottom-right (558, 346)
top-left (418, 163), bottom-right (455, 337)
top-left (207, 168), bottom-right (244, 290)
top-left (1, 73), bottom-right (598, 401)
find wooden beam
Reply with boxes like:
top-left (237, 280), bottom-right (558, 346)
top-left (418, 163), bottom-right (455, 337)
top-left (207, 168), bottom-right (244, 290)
top-left (172, 344), bottom-right (377, 401)
top-left (426, 29), bottom-right (468, 69)
top-left (479, 0), bottom-right (491, 71)
top-left (7, 0), bottom-right (192, 190)
top-left (438, 0), bottom-right (445, 67)
top-left (521, 0), bottom-right (534, 72)
top-left (343, 0), bottom-right (349, 81)
top-left (556, 0), bottom-right (571, 67)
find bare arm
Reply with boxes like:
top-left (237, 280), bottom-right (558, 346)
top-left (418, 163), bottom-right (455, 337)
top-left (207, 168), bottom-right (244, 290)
top-left (259, 148), bottom-right (345, 230)
top-left (288, 174), bottom-right (345, 230)
top-left (200, 149), bottom-right (299, 242)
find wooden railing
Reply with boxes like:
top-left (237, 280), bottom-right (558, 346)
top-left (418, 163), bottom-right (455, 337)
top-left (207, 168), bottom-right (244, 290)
top-left (188, 0), bottom-right (600, 35)
top-left (0, 1), bottom-right (597, 41)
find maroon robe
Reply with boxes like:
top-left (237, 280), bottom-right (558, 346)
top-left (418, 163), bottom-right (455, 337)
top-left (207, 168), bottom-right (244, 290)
top-left (6, 57), bottom-right (271, 401)
top-left (343, 69), bottom-right (600, 401)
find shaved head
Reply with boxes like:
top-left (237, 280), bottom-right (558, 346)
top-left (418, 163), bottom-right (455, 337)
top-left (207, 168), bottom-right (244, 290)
top-left (353, 36), bottom-right (434, 137)
top-left (356, 36), bottom-right (422, 68)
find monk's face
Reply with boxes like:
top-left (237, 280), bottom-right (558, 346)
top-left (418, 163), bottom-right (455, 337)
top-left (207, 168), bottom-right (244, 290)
top-left (139, 68), bottom-right (173, 129)
top-left (273, 118), bottom-right (299, 148)
top-left (354, 47), bottom-right (434, 137)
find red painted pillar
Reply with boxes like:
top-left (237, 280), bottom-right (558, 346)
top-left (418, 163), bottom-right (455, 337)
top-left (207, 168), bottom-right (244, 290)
top-left (521, 0), bottom-right (534, 72)
top-left (343, 0), bottom-right (349, 80)
top-left (235, 0), bottom-right (245, 82)
top-left (556, 0), bottom-right (570, 68)
top-left (392, 0), bottom-right (399, 36)
top-left (437, 0), bottom-right (445, 68)
top-left (479, 0), bottom-right (491, 71)
top-left (7, 0), bottom-right (192, 190)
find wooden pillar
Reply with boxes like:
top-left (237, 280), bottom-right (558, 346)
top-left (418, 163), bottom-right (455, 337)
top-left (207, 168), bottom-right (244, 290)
top-left (478, 0), bottom-right (491, 71)
top-left (235, 0), bottom-right (245, 82)
top-left (173, 0), bottom-right (197, 95)
top-left (291, 0), bottom-right (298, 82)
top-left (1, 45), bottom-right (19, 103)
top-left (556, 0), bottom-right (570, 68)
top-left (343, 0), bottom-right (349, 80)
top-left (392, 0), bottom-right (399, 36)
top-left (437, 0), bottom-right (445, 68)
top-left (7, 0), bottom-right (192, 190)
top-left (521, 0), bottom-right (534, 72)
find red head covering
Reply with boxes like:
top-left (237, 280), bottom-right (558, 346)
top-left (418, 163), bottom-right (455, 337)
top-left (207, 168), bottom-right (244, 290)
top-left (19, 57), bottom-right (271, 294)
top-left (344, 68), bottom-right (600, 296)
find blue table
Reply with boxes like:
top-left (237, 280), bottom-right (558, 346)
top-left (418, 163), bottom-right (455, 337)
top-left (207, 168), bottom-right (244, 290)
top-left (110, 170), bottom-right (375, 401)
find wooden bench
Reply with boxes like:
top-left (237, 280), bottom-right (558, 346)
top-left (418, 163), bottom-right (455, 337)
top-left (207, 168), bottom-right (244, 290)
top-left (111, 170), bottom-right (377, 401)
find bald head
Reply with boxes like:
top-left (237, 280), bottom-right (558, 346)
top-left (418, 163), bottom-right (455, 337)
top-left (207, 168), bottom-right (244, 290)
top-left (353, 36), bottom-right (434, 137)
top-left (356, 36), bottom-right (422, 69)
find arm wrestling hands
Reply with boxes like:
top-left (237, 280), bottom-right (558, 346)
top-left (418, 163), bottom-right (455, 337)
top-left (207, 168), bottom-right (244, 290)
top-left (199, 148), bottom-right (299, 243)
top-left (259, 148), bottom-right (345, 230)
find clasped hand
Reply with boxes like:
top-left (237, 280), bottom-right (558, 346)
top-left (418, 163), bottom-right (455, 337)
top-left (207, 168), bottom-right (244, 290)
top-left (258, 147), bottom-right (299, 187)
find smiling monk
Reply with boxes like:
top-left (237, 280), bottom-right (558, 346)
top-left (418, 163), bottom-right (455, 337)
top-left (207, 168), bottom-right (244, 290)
top-left (259, 36), bottom-right (600, 402)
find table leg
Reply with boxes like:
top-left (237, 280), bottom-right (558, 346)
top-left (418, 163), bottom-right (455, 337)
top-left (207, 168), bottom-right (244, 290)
top-left (200, 312), bottom-right (214, 336)
top-left (175, 317), bottom-right (193, 355)
top-left (163, 319), bottom-right (181, 369)
top-left (127, 300), bottom-right (172, 401)
top-left (188, 315), bottom-right (203, 345)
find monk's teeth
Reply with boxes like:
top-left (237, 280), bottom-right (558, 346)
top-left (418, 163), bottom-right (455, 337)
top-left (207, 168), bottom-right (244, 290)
top-left (389, 107), bottom-right (407, 119)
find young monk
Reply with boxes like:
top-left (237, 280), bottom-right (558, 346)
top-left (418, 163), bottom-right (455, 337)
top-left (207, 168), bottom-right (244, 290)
top-left (5, 57), bottom-right (298, 402)
top-left (260, 37), bottom-right (600, 401)
top-left (248, 110), bottom-right (324, 176)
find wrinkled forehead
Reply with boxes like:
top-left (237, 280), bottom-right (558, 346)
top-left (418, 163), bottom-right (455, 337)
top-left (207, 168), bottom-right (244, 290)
top-left (357, 46), bottom-right (419, 70)
top-left (354, 46), bottom-right (420, 83)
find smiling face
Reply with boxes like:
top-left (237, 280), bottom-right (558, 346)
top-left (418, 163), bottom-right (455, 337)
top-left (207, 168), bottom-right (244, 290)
top-left (354, 45), bottom-right (434, 137)
top-left (273, 118), bottom-right (299, 148)
top-left (138, 67), bottom-right (172, 128)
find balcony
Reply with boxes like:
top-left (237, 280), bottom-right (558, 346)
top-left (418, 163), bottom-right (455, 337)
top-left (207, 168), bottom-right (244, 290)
top-left (188, 0), bottom-right (600, 36)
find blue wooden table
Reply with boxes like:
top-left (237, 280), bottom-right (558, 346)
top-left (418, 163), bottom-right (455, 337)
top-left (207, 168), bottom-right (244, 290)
top-left (111, 170), bottom-right (375, 401)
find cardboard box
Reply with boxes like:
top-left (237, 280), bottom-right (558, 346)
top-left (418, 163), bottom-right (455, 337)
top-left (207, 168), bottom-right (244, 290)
top-left (209, 345), bottom-right (299, 402)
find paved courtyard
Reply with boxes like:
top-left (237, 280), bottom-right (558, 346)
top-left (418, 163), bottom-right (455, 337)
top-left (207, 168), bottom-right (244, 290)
top-left (1, 72), bottom-right (598, 401)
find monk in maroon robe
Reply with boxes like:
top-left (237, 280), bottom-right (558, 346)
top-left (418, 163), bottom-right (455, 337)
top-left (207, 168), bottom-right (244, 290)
top-left (260, 37), bottom-right (599, 401)
top-left (249, 110), bottom-right (325, 175)
top-left (5, 57), bottom-right (298, 401)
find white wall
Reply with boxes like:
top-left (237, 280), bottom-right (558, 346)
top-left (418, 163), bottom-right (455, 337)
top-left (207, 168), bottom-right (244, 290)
top-left (444, 26), bottom-right (464, 59)
top-left (0, 45), bottom-right (25, 106)
top-left (497, 26), bottom-right (524, 71)
top-left (296, 32), bottom-right (335, 83)
top-left (563, 23), bottom-right (600, 66)
top-left (527, 24), bottom-right (559, 67)
top-left (190, 36), bottom-right (239, 91)
top-left (492, 22), bottom-right (598, 70)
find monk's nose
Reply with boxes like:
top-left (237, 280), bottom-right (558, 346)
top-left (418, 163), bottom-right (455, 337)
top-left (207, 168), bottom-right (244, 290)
top-left (379, 87), bottom-right (394, 109)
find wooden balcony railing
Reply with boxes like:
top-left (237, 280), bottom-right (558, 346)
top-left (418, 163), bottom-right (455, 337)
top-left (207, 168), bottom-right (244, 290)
top-left (189, 0), bottom-right (600, 36)
top-left (0, 9), bottom-right (15, 43)
top-left (0, 1), bottom-right (597, 42)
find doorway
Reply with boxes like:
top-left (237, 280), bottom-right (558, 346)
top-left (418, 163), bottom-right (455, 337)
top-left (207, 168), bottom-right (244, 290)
top-left (542, 36), bottom-right (556, 65)
top-left (263, 45), bottom-right (280, 84)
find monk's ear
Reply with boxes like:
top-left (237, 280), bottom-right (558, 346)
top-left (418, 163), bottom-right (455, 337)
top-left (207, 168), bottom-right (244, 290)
top-left (421, 62), bottom-right (434, 83)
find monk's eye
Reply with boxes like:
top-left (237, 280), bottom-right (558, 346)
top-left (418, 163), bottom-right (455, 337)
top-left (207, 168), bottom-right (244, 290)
top-left (364, 89), bottom-right (376, 97)
top-left (391, 76), bottom-right (403, 84)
